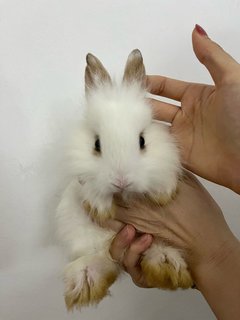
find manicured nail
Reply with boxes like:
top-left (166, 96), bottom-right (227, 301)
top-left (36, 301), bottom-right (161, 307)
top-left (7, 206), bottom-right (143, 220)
top-left (195, 24), bottom-right (208, 36)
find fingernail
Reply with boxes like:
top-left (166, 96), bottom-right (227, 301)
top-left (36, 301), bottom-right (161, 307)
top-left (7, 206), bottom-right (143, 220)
top-left (195, 24), bottom-right (208, 36)
top-left (121, 225), bottom-right (135, 239)
top-left (140, 234), bottom-right (151, 243)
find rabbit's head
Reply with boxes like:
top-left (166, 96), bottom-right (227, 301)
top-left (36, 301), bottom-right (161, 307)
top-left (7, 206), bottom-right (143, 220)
top-left (68, 50), bottom-right (181, 215)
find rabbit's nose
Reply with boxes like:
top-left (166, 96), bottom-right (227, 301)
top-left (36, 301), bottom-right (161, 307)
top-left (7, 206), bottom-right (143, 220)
top-left (111, 177), bottom-right (132, 191)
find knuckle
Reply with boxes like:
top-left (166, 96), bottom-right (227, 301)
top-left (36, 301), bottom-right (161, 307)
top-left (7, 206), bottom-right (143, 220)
top-left (122, 253), bottom-right (132, 269)
top-left (122, 254), bottom-right (137, 271)
top-left (221, 71), bottom-right (240, 86)
top-left (156, 76), bottom-right (167, 94)
top-left (109, 241), bottom-right (126, 261)
top-left (200, 49), bottom-right (215, 65)
top-left (113, 234), bottom-right (129, 249)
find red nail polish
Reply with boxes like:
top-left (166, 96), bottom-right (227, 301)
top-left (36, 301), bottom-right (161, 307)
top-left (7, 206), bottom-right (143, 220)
top-left (195, 24), bottom-right (208, 36)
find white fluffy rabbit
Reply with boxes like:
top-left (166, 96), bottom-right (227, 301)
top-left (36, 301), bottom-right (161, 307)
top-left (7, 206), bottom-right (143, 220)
top-left (56, 49), bottom-right (193, 311)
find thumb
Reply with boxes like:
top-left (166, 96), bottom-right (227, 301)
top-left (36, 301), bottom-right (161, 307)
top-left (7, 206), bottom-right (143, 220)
top-left (192, 25), bottom-right (239, 85)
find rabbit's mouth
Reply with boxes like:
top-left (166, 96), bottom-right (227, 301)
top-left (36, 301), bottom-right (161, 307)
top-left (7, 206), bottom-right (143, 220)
top-left (111, 182), bottom-right (133, 193)
top-left (113, 192), bottom-right (131, 209)
top-left (78, 178), bottom-right (85, 185)
top-left (113, 190), bottom-right (176, 209)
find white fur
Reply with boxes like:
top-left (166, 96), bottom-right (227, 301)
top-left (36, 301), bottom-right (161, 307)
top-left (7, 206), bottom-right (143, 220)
top-left (64, 83), bottom-right (181, 213)
top-left (56, 180), bottom-right (115, 260)
top-left (56, 56), bottom-right (185, 308)
top-left (143, 243), bottom-right (187, 272)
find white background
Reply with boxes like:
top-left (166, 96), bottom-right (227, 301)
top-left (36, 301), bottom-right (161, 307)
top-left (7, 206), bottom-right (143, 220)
top-left (0, 1), bottom-right (240, 319)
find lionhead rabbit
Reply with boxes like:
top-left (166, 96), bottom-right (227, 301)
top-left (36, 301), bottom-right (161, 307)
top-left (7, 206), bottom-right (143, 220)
top-left (56, 49), bottom-right (193, 311)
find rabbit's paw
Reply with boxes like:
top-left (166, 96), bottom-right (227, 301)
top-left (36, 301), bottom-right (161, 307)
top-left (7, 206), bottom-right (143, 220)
top-left (141, 244), bottom-right (193, 289)
top-left (83, 200), bottom-right (116, 224)
top-left (64, 255), bottom-right (119, 310)
top-left (145, 189), bottom-right (177, 206)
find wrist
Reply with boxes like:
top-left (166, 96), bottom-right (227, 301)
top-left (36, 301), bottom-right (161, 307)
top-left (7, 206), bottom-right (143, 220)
top-left (221, 154), bottom-right (240, 194)
top-left (190, 236), bottom-right (240, 319)
top-left (191, 235), bottom-right (240, 287)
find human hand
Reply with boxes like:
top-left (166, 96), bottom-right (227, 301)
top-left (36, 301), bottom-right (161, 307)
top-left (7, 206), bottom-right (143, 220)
top-left (110, 171), bottom-right (238, 287)
top-left (148, 25), bottom-right (240, 194)
top-left (110, 225), bottom-right (153, 287)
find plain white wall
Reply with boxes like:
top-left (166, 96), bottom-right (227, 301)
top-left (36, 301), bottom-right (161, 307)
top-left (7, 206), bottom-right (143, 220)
top-left (0, 1), bottom-right (240, 319)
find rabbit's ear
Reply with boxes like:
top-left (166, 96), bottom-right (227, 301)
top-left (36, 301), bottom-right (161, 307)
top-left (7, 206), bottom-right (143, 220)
top-left (85, 53), bottom-right (112, 93)
top-left (123, 49), bottom-right (146, 87)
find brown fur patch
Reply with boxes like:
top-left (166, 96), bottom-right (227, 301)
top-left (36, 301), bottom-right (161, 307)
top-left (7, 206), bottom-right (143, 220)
top-left (85, 53), bottom-right (112, 92)
top-left (123, 49), bottom-right (146, 86)
top-left (141, 258), bottom-right (193, 290)
top-left (143, 186), bottom-right (178, 207)
top-left (65, 270), bottom-right (118, 311)
top-left (83, 201), bottom-right (116, 225)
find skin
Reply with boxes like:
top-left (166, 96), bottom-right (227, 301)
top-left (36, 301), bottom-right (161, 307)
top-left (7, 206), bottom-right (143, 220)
top-left (109, 26), bottom-right (240, 319)
top-left (148, 29), bottom-right (240, 194)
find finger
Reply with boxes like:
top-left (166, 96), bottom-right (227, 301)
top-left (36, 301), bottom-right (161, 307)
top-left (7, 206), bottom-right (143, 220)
top-left (123, 234), bottom-right (153, 281)
top-left (149, 98), bottom-right (179, 123)
top-left (146, 75), bottom-right (191, 101)
top-left (192, 25), bottom-right (240, 85)
top-left (110, 225), bottom-right (136, 262)
top-left (102, 219), bottom-right (124, 233)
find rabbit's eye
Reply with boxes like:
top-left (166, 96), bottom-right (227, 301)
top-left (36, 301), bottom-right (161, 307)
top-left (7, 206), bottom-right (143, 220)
top-left (139, 135), bottom-right (145, 149)
top-left (94, 137), bottom-right (101, 153)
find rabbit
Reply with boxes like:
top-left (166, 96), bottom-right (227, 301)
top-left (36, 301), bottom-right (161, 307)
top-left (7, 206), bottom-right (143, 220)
top-left (56, 49), bottom-right (193, 311)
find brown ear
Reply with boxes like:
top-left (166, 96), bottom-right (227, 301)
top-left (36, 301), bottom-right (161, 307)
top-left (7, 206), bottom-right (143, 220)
top-left (85, 53), bottom-right (112, 93)
top-left (123, 49), bottom-right (146, 87)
